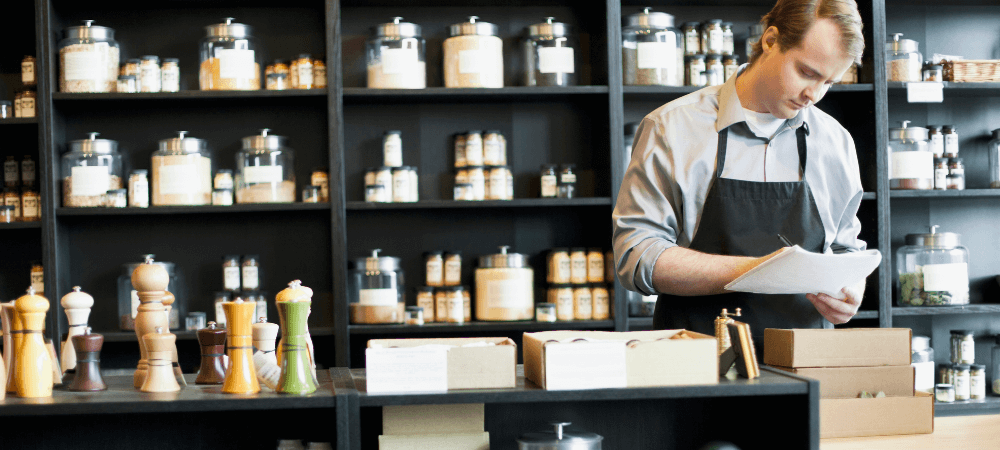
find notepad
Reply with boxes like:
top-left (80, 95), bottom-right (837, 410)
top-left (724, 246), bottom-right (882, 299)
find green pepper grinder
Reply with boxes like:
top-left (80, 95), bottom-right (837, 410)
top-left (276, 298), bottom-right (316, 394)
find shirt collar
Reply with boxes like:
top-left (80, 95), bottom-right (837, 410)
top-left (716, 64), bottom-right (808, 135)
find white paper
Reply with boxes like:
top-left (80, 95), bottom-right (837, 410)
top-left (70, 166), bottom-right (110, 196)
top-left (544, 341), bottom-right (627, 390)
top-left (459, 49), bottom-right (490, 74)
top-left (486, 279), bottom-right (525, 309)
top-left (158, 164), bottom-right (200, 194)
top-left (366, 347), bottom-right (448, 393)
top-left (64, 51), bottom-right (104, 81)
top-left (890, 152), bottom-right (934, 180)
top-left (923, 263), bottom-right (968, 291)
top-left (218, 49), bottom-right (255, 79)
top-left (242, 165), bottom-right (283, 184)
top-left (360, 288), bottom-right (397, 306)
top-left (382, 47), bottom-right (418, 74)
top-left (725, 245), bottom-right (881, 299)
top-left (907, 82), bottom-right (944, 103)
top-left (637, 42), bottom-right (673, 69)
top-left (538, 47), bottom-right (575, 74)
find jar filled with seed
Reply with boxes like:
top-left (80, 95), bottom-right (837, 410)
top-left (454, 183), bottom-right (474, 201)
top-left (444, 16), bottom-right (503, 88)
top-left (374, 166), bottom-right (393, 200)
top-left (721, 22), bottom-right (734, 56)
top-left (383, 130), bottom-right (403, 167)
top-left (153, 131), bottom-right (213, 206)
top-left (706, 54), bottom-right (724, 86)
top-left (523, 17), bottom-right (578, 87)
top-left (465, 131), bottom-right (484, 167)
top-left (21, 55), bottom-right (36, 87)
top-left (139, 56), bottom-right (162, 92)
top-left (622, 8), bottom-right (683, 87)
top-left (486, 166), bottom-right (511, 201)
top-left (200, 18), bottom-right (260, 91)
top-left (723, 55), bottom-right (739, 81)
top-left (367, 17), bottom-right (426, 89)
top-left (686, 54), bottom-right (707, 86)
top-left (454, 133), bottom-right (467, 168)
top-left (20, 187), bottom-right (39, 221)
top-left (266, 60), bottom-right (290, 90)
top-left (15, 90), bottom-right (35, 118)
top-left (548, 248), bottom-right (571, 284)
top-left (540, 164), bottom-right (558, 198)
top-left (365, 184), bottom-right (389, 203)
top-left (61, 132), bottom-right (124, 207)
top-left (311, 167), bottom-right (329, 202)
top-left (536, 302), bottom-right (557, 322)
top-left (59, 21), bottom-right (119, 93)
top-left (128, 169), bottom-right (149, 208)
top-left (104, 188), bottom-right (127, 207)
top-left (161, 58), bottom-right (180, 92)
top-left (236, 129), bottom-right (296, 203)
top-left (483, 131), bottom-right (505, 166)
top-left (569, 248), bottom-right (588, 284)
top-left (313, 58), bottom-right (327, 88)
top-left (4, 188), bottom-right (21, 220)
top-left (592, 284), bottom-right (610, 320)
top-left (392, 166), bottom-right (410, 202)
top-left (444, 251), bottom-right (462, 286)
top-left (467, 166), bottom-right (486, 201)
top-left (552, 284), bottom-right (574, 321)
top-left (573, 284), bottom-right (593, 320)
top-left (886, 33), bottom-right (922, 82)
top-left (682, 22), bottom-right (700, 56)
top-left (700, 20), bottom-right (724, 55)
top-left (117, 75), bottom-right (137, 93)
top-left (302, 185), bottom-right (321, 203)
top-left (416, 286), bottom-right (436, 321)
top-left (294, 54), bottom-right (314, 89)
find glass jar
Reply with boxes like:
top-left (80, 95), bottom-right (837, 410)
top-left (153, 131), bottom-right (213, 206)
top-left (444, 17), bottom-right (503, 88)
top-left (548, 248), bottom-right (571, 284)
top-left (121, 58), bottom-right (140, 79)
top-left (104, 189), bottom-right (127, 207)
top-left (2, 190), bottom-right (19, 221)
top-left (746, 23), bottom-right (765, 60)
top-left (381, 131), bottom-right (403, 168)
top-left (237, 129), bottom-right (295, 203)
top-left (415, 286), bottom-right (435, 322)
top-left (117, 75), bottom-right (137, 93)
top-left (889, 121), bottom-right (932, 190)
top-left (935, 384), bottom-right (955, 403)
top-left (213, 292), bottom-right (230, 326)
top-left (940, 363), bottom-right (952, 385)
top-left (392, 167), bottom-right (410, 203)
top-left (425, 251), bottom-right (444, 287)
top-left (897, 225), bottom-right (970, 306)
top-left (536, 302), bottom-right (557, 322)
top-left (15, 90), bottom-right (35, 118)
top-left (59, 20), bottom-right (119, 93)
top-left (954, 364), bottom-right (971, 401)
top-left (266, 73), bottom-right (288, 90)
top-left (0, 100), bottom-right (11, 119)
top-left (886, 33), bottom-right (922, 82)
top-left (367, 17), bottom-right (426, 89)
top-left (200, 18), bottom-right (260, 91)
top-left (139, 56), bottom-right (161, 92)
top-left (475, 246), bottom-right (534, 321)
top-left (29, 261), bottom-right (43, 294)
top-left (20, 188), bottom-right (40, 221)
top-left (465, 131), bottom-right (484, 166)
top-left (22, 55), bottom-right (36, 87)
top-left (223, 255), bottom-right (241, 292)
top-left (592, 284), bottom-right (610, 320)
top-left (467, 166), bottom-right (486, 201)
top-left (947, 158), bottom-right (965, 190)
top-left (989, 129), bottom-right (1000, 188)
top-left (540, 164), bottom-right (558, 198)
top-left (117, 256), bottom-right (182, 330)
top-left (706, 54), bottom-right (724, 86)
top-left (453, 134), bottom-right (467, 168)
top-left (586, 248), bottom-right (605, 283)
top-left (723, 55), bottom-right (739, 81)
top-left (943, 125), bottom-right (959, 158)
top-left (686, 54), bottom-right (707, 87)
top-left (912, 335), bottom-right (935, 394)
top-left (971, 364), bottom-right (986, 400)
top-left (950, 330), bottom-right (975, 364)
top-left (314, 58), bottom-right (327, 89)
top-left (309, 167), bottom-right (329, 202)
top-left (445, 286), bottom-right (465, 323)
top-left (21, 155), bottom-right (35, 188)
top-left (213, 189), bottom-right (233, 205)
top-left (404, 306), bottom-right (424, 326)
top-left (622, 8), bottom-right (683, 87)
top-left (558, 164), bottom-right (576, 198)
top-left (186, 312), bottom-right (207, 331)
top-left (61, 132), bottom-right (124, 207)
top-left (241, 255), bottom-right (260, 291)
top-left (0, 205), bottom-right (13, 223)
top-left (573, 284), bottom-right (593, 320)
top-left (721, 22), bottom-right (734, 56)
top-left (927, 125), bottom-right (944, 157)
top-left (923, 64), bottom-right (942, 82)
top-left (682, 22), bottom-right (700, 56)
top-left (444, 251), bottom-right (462, 287)
top-left (294, 54), bottom-right (314, 89)
top-left (700, 20), bottom-right (724, 55)
top-left (483, 131), bottom-right (504, 166)
top-left (161, 58), bottom-right (180, 92)
top-left (349, 250), bottom-right (404, 324)
top-left (933, 158), bottom-right (948, 190)
top-left (302, 185), bottom-right (320, 203)
top-left (552, 284), bottom-right (574, 321)
top-left (523, 17), bottom-right (578, 87)
top-left (4, 156), bottom-right (17, 188)
top-left (487, 166), bottom-right (511, 201)
top-left (569, 248), bottom-right (588, 284)
top-left (454, 183), bottom-right (474, 201)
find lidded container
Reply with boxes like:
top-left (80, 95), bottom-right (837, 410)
top-left (897, 225), bottom-right (970, 306)
top-left (367, 17), bottom-right (426, 89)
top-left (236, 129), bottom-right (296, 203)
top-left (117, 255), bottom-right (183, 330)
top-left (622, 8), bottom-right (683, 87)
top-left (62, 132), bottom-right (124, 207)
top-left (199, 18), bottom-right (261, 91)
top-left (912, 335), bottom-right (935, 394)
top-left (476, 246), bottom-right (534, 321)
top-left (444, 16), bottom-right (503, 88)
top-left (886, 33), bottom-right (922, 82)
top-left (888, 121), bottom-right (933, 190)
top-left (517, 422), bottom-right (603, 450)
top-left (988, 128), bottom-right (1000, 188)
top-left (58, 20), bottom-right (120, 93)
top-left (152, 131), bottom-right (213, 206)
top-left (348, 249), bottom-right (405, 324)
top-left (523, 17), bottom-right (578, 87)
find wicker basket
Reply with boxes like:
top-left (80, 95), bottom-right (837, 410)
top-left (943, 60), bottom-right (1000, 82)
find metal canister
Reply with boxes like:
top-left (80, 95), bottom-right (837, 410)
top-left (517, 422), bottom-right (602, 450)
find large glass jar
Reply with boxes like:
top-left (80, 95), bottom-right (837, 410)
top-left (117, 255), bottom-right (183, 330)
top-left (989, 128), bottom-right (1000, 188)
top-left (886, 33), bottom-right (922, 82)
top-left (889, 121), bottom-right (933, 190)
top-left (523, 17), bottom-right (578, 87)
top-left (622, 8), bottom-right (683, 87)
top-left (444, 17), bottom-right (503, 88)
top-left (236, 129), bottom-right (295, 203)
top-left (199, 18), bottom-right (260, 91)
top-left (348, 249), bottom-right (405, 324)
top-left (61, 133), bottom-right (123, 207)
top-left (896, 226), bottom-right (970, 306)
top-left (475, 246), bottom-right (534, 321)
top-left (58, 20), bottom-right (119, 93)
top-left (367, 17), bottom-right (426, 89)
top-left (152, 131), bottom-right (213, 206)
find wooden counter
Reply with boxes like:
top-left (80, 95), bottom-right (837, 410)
top-left (821, 415), bottom-right (1000, 450)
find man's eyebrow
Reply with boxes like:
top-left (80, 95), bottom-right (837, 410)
top-left (800, 62), bottom-right (835, 81)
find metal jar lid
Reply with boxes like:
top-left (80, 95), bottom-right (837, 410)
top-left (527, 17), bottom-right (572, 38)
top-left (353, 249), bottom-right (401, 273)
top-left (905, 225), bottom-right (961, 248)
top-left (517, 422), bottom-right (603, 450)
top-left (449, 16), bottom-right (498, 37)
top-left (888, 33), bottom-right (919, 53)
top-left (159, 131), bottom-right (208, 153)
top-left (64, 20), bottom-right (115, 40)
top-left (479, 246), bottom-right (530, 269)
top-left (123, 254), bottom-right (175, 275)
top-left (889, 120), bottom-right (928, 141)
top-left (205, 17), bottom-right (252, 39)
top-left (69, 132), bottom-right (118, 154)
top-left (374, 17), bottom-right (421, 38)
top-left (242, 128), bottom-right (288, 151)
top-left (624, 7), bottom-right (674, 29)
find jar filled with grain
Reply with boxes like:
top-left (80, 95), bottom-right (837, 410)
top-left (117, 75), bottom-right (137, 93)
top-left (161, 58), bottom-right (180, 92)
top-left (444, 251), bottom-right (463, 286)
top-left (483, 131), bottom-right (504, 166)
top-left (21, 188), bottom-right (40, 221)
top-left (454, 183), bottom-right (474, 201)
top-left (592, 284), bottom-right (610, 320)
top-left (622, 8), bottom-right (683, 86)
top-left (61, 132), bottom-right (123, 207)
top-left (152, 131), bottom-right (213, 206)
top-left (706, 54), bottom-right (724, 86)
top-left (15, 90), bottom-right (35, 118)
top-left (467, 166), bottom-right (486, 201)
top-left (368, 17), bottom-right (426, 89)
top-left (128, 169), bottom-right (149, 208)
top-left (200, 18), bottom-right (261, 91)
top-left (721, 22), bottom-right (734, 56)
top-left (723, 55), bottom-right (739, 81)
top-left (465, 131), bottom-right (484, 166)
top-left (686, 54), bottom-right (706, 86)
top-left (454, 133), bottom-right (467, 168)
top-left (548, 248), bottom-right (571, 284)
top-left (886, 33), bottom-right (922, 82)
top-left (552, 284), bottom-right (574, 321)
top-left (682, 22), bottom-right (700, 56)
top-left (523, 17), bottom-right (578, 87)
top-left (294, 54), bottom-right (314, 89)
top-left (569, 248), bottom-right (588, 284)
top-left (59, 20), bottom-right (119, 93)
top-left (311, 167), bottom-right (329, 202)
top-left (236, 129), bottom-right (295, 203)
top-left (700, 20), bottom-right (724, 55)
top-left (486, 166), bottom-right (511, 201)
top-left (416, 286), bottom-right (436, 322)
top-left (313, 58), bottom-right (327, 88)
top-left (3, 188), bottom-right (21, 220)
top-left (444, 17), bottom-right (503, 88)
top-left (586, 248), bottom-right (604, 283)
top-left (139, 56), bottom-right (161, 92)
top-left (889, 121), bottom-right (932, 190)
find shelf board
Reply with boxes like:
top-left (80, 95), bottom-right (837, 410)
top-left (862, 192), bottom-right (876, 201)
top-left (0, 118), bottom-right (38, 125)
top-left (56, 203), bottom-right (331, 216)
top-left (346, 197), bottom-right (611, 210)
top-left (52, 89), bottom-right (327, 101)
top-left (349, 320), bottom-right (614, 335)
top-left (342, 86), bottom-right (608, 102)
top-left (892, 305), bottom-right (1000, 316)
top-left (0, 221), bottom-right (42, 230)
top-left (890, 189), bottom-right (1000, 199)
top-left (854, 310), bottom-right (879, 320)
top-left (630, 311), bottom-right (878, 328)
top-left (98, 326), bottom-right (335, 342)
top-left (888, 82), bottom-right (1000, 97)
top-left (935, 396), bottom-right (1000, 417)
top-left (623, 84), bottom-right (872, 97)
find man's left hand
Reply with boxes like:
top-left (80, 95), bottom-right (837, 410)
top-left (806, 280), bottom-right (864, 325)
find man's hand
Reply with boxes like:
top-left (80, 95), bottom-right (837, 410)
top-left (806, 280), bottom-right (864, 324)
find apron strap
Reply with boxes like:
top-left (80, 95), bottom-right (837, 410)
top-left (716, 124), bottom-right (809, 178)
top-left (716, 127), bottom-right (729, 178)
top-left (796, 125), bottom-right (808, 174)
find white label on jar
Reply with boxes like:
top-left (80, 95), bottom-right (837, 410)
top-left (22, 195), bottom-right (39, 218)
top-left (141, 67), bottom-right (160, 92)
top-left (215, 300), bottom-right (226, 326)
top-left (31, 271), bottom-right (43, 294)
top-left (130, 178), bottom-right (149, 207)
top-left (465, 142), bottom-right (484, 166)
top-left (972, 374), bottom-right (985, 398)
top-left (18, 98), bottom-right (35, 118)
top-left (426, 259), bottom-right (443, 285)
top-left (4, 196), bottom-right (19, 218)
top-left (22, 61), bottom-right (34, 84)
top-left (445, 260), bottom-right (461, 285)
top-left (556, 292), bottom-right (574, 320)
top-left (162, 69), bottom-right (179, 92)
top-left (710, 29), bottom-right (723, 53)
top-left (242, 165), bottom-right (283, 184)
top-left (890, 152), bottom-right (933, 180)
top-left (945, 134), bottom-right (959, 155)
top-left (242, 266), bottom-right (259, 290)
top-left (158, 164), bottom-right (201, 194)
top-left (935, 167), bottom-right (949, 189)
top-left (484, 141), bottom-right (502, 165)
top-left (538, 47), bottom-right (575, 74)
top-left (489, 171), bottom-right (506, 198)
top-left (71, 166), bottom-right (111, 196)
top-left (458, 49), bottom-right (494, 75)
top-left (960, 340), bottom-right (975, 363)
top-left (685, 34), bottom-right (699, 54)
top-left (392, 173), bottom-right (409, 203)
top-left (381, 47), bottom-right (418, 75)
top-left (541, 175), bottom-right (557, 197)
top-left (64, 51), bottom-right (105, 81)
top-left (447, 297), bottom-right (464, 322)
top-left (22, 160), bottom-right (35, 185)
top-left (558, 260), bottom-right (571, 283)
top-left (384, 139), bottom-right (403, 167)
top-left (298, 64), bottom-right (313, 87)
top-left (360, 288), bottom-right (397, 306)
top-left (486, 279), bottom-right (527, 309)
top-left (923, 263), bottom-right (968, 292)
top-left (574, 292), bottom-right (592, 319)
top-left (956, 374), bottom-right (970, 399)
top-left (593, 290), bottom-right (610, 319)
top-left (4, 161), bottom-right (17, 183)
top-left (561, 173), bottom-right (577, 184)
top-left (131, 290), bottom-right (140, 319)
top-left (224, 267), bottom-right (241, 291)
top-left (637, 42), bottom-right (674, 69)
top-left (218, 49), bottom-right (256, 79)
top-left (588, 258), bottom-right (604, 282)
top-left (930, 135), bottom-right (944, 156)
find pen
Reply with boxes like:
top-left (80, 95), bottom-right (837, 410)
top-left (777, 234), bottom-right (793, 247)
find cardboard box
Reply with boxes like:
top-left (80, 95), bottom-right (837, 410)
top-left (378, 433), bottom-right (490, 450)
top-left (382, 404), bottom-right (484, 436)
top-left (366, 337), bottom-right (516, 391)
top-left (773, 365), bottom-right (915, 398)
top-left (523, 330), bottom-right (717, 390)
top-left (820, 392), bottom-right (934, 438)
top-left (764, 328), bottom-right (911, 368)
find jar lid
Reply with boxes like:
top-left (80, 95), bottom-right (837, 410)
top-left (911, 335), bottom-right (930, 351)
top-left (685, 54), bottom-right (707, 61)
top-left (927, 125), bottom-right (941, 133)
top-left (163, 58), bottom-right (179, 64)
top-left (375, 17), bottom-right (421, 38)
top-left (449, 16), bottom-right (499, 37)
top-left (107, 188), bottom-right (127, 194)
top-left (242, 128), bottom-right (288, 151)
top-left (706, 54), bottom-right (723, 61)
top-left (131, 169), bottom-right (148, 175)
top-left (936, 383), bottom-right (953, 389)
top-left (624, 8), bottom-right (674, 29)
top-left (722, 21), bottom-right (733, 28)
top-left (888, 33), bottom-right (919, 53)
top-left (950, 157), bottom-right (963, 164)
top-left (64, 20), bottom-right (115, 40)
top-left (446, 250), bottom-right (462, 256)
top-left (467, 130), bottom-right (483, 136)
top-left (0, 101), bottom-right (10, 106)
top-left (993, 128), bottom-right (1000, 139)
top-left (217, 169), bottom-right (233, 174)
top-left (517, 423), bottom-right (603, 447)
top-left (950, 329), bottom-right (970, 335)
top-left (0, 205), bottom-right (13, 211)
top-left (479, 246), bottom-right (530, 268)
top-left (888, 120), bottom-right (928, 141)
top-left (385, 130), bottom-right (401, 136)
top-left (955, 364), bottom-right (970, 371)
top-left (417, 286), bottom-right (435, 292)
top-left (159, 131), bottom-right (208, 153)
top-left (205, 18), bottom-right (252, 39)
top-left (971, 364), bottom-right (986, 370)
top-left (905, 225), bottom-right (961, 247)
top-left (425, 251), bottom-right (444, 256)
top-left (141, 55), bottom-right (159, 62)
top-left (537, 302), bottom-right (555, 307)
top-left (243, 254), bottom-right (259, 261)
top-left (405, 306), bottom-right (423, 312)
top-left (527, 17), bottom-right (572, 38)
top-left (353, 249), bottom-right (401, 273)
top-left (119, 75), bottom-right (136, 81)
top-left (69, 132), bottom-right (118, 154)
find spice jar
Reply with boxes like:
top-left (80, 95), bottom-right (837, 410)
top-left (682, 22), bottom-right (700, 56)
top-left (153, 131), bottom-right (213, 206)
top-left (61, 132), bottom-right (124, 207)
top-left (383, 131), bottom-right (403, 167)
top-left (540, 164), bottom-right (558, 198)
top-left (425, 251), bottom-right (444, 287)
top-left (912, 336), bottom-right (935, 394)
top-left (700, 20), bottom-right (724, 55)
top-left (0, 101), bottom-right (11, 119)
top-left (314, 59), bottom-right (327, 88)
top-left (483, 131), bottom-right (504, 166)
top-left (4, 156), bottom-right (17, 187)
top-left (0, 205), bottom-right (15, 223)
top-left (947, 158), bottom-right (965, 190)
top-left (923, 64), bottom-right (942, 82)
top-left (200, 18), bottom-right (260, 91)
top-left (933, 158), bottom-right (948, 191)
top-left (103, 189), bottom-right (127, 207)
top-left (927, 125), bottom-right (944, 157)
top-left (746, 23), bottom-right (765, 60)
top-left (117, 75), bottom-right (137, 93)
top-left (465, 131), bottom-right (484, 166)
top-left (686, 54), bottom-right (707, 87)
top-left (592, 284), bottom-right (610, 320)
top-left (444, 17), bottom-right (503, 88)
top-left (121, 58), bottom-right (140, 79)
top-left (416, 286), bottom-right (435, 322)
top-left (294, 54), bottom-right (313, 89)
top-left (622, 8), bottom-right (683, 87)
top-left (311, 167), bottom-right (329, 202)
top-left (548, 248), bottom-right (571, 284)
top-left (573, 284), bottom-right (593, 320)
top-left (454, 134), bottom-right (467, 168)
top-left (586, 248), bottom-right (605, 283)
top-left (523, 17), bottom-right (578, 87)
top-left (888, 121), bottom-right (932, 190)
top-left (897, 226), bottom-right (970, 306)
top-left (445, 286), bottom-right (465, 323)
top-left (266, 73), bottom-right (288, 90)
top-left (721, 22), bottom-right (734, 56)
top-left (22, 55), bottom-right (36, 86)
top-left (971, 364), bottom-right (986, 400)
top-left (706, 54), bottom-right (724, 86)
top-left (404, 306), bottom-right (424, 325)
top-left (886, 33), bottom-right (922, 82)
top-left (392, 167), bottom-right (410, 202)
top-left (475, 246), bottom-right (534, 321)
top-left (374, 166), bottom-right (393, 201)
top-left (487, 166), bottom-right (511, 201)
top-left (302, 185), bottom-right (320, 202)
top-left (467, 166), bottom-right (486, 201)
top-left (444, 251), bottom-right (462, 286)
top-left (558, 164), bottom-right (576, 198)
top-left (569, 248), bottom-right (587, 284)
top-left (59, 20), bottom-right (119, 93)
top-left (942, 125), bottom-right (959, 157)
top-left (21, 155), bottom-right (35, 188)
top-left (954, 364), bottom-right (971, 401)
top-left (139, 56), bottom-right (161, 92)
top-left (454, 183), bottom-right (474, 201)
top-left (723, 55), bottom-right (739, 81)
top-left (3, 189), bottom-right (20, 220)
top-left (20, 188), bottom-right (40, 221)
top-left (536, 303), bottom-right (556, 322)
top-left (15, 90), bottom-right (35, 118)
top-left (223, 255), bottom-right (241, 292)
top-left (989, 129), bottom-right (1000, 188)
top-left (241, 255), bottom-right (260, 291)
top-left (160, 58), bottom-right (180, 92)
top-left (552, 284), bottom-right (574, 321)
top-left (367, 17), bottom-right (426, 89)
top-left (237, 129), bottom-right (295, 203)
top-left (951, 330), bottom-right (975, 364)
top-left (936, 384), bottom-right (955, 403)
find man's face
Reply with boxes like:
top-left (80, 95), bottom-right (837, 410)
top-left (757, 18), bottom-right (856, 119)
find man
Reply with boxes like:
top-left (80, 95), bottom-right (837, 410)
top-left (612, 0), bottom-right (868, 341)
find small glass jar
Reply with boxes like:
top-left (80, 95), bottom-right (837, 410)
top-left (951, 330), bottom-right (975, 364)
top-left (721, 22), bottom-right (734, 56)
top-left (0, 101), bottom-right (11, 119)
top-left (311, 167), bottom-right (329, 202)
top-left (889, 121), bottom-right (932, 190)
top-left (103, 189), bottom-right (127, 207)
top-left (20, 188), bottom-right (40, 221)
top-left (266, 60), bottom-right (290, 78)
top-left (392, 167), bottom-right (410, 202)
top-left (465, 132), bottom-right (484, 167)
top-left (139, 55), bottom-right (162, 93)
top-left (121, 58), bottom-right (140, 78)
top-left (947, 158), bottom-right (965, 190)
top-left (185, 312), bottom-right (207, 331)
top-left (523, 17), bottom-right (578, 87)
top-left (408, 167), bottom-right (419, 202)
top-left (161, 58), bottom-right (180, 92)
top-left (30, 261), bottom-right (44, 294)
top-left (686, 54), bottom-right (707, 87)
top-left (897, 226), bottom-right (970, 306)
top-left (117, 75), bottom-right (137, 93)
top-left (445, 286), bottom-right (465, 323)
top-left (365, 184), bottom-right (388, 203)
top-left (15, 90), bottom-right (35, 118)
top-left (374, 166), bottom-right (393, 200)
top-left (573, 284), bottom-right (593, 320)
top-left (153, 131), bottom-right (213, 206)
top-left (622, 8), bottom-right (683, 87)
top-left (383, 131), bottom-right (403, 167)
top-left (237, 129), bottom-right (295, 203)
top-left (200, 18), bottom-right (260, 90)
top-left (552, 284), bottom-right (574, 321)
top-left (454, 182), bottom-right (475, 201)
top-left (302, 185), bottom-right (321, 203)
top-left (540, 164), bottom-right (558, 198)
top-left (569, 248), bottom-right (588, 284)
top-left (213, 189), bottom-right (233, 205)
top-left (935, 383), bottom-right (955, 403)
top-left (294, 54), bottom-right (313, 89)
top-left (723, 55), bottom-right (739, 81)
top-left (367, 17), bottom-right (426, 89)
top-left (586, 248), bottom-right (605, 283)
top-left (404, 306), bottom-right (424, 325)
top-left (215, 169), bottom-right (234, 191)
top-left (483, 131), bottom-right (504, 166)
top-left (467, 166), bottom-right (486, 201)
top-left (548, 248), bottom-right (571, 284)
top-left (444, 17), bottom-right (502, 88)
top-left (453, 134), bottom-right (467, 168)
top-left (425, 251), bottom-right (444, 287)
top-left (128, 169), bottom-right (149, 208)
top-left (954, 364), bottom-right (971, 401)
top-left (971, 364), bottom-right (986, 400)
top-left (241, 255), bottom-right (260, 291)
top-left (927, 125), bottom-right (944, 157)
top-left (3, 188), bottom-right (20, 220)
top-left (989, 128), bottom-right (1000, 188)
top-left (22, 55), bottom-right (37, 86)
top-left (940, 363), bottom-right (952, 385)
top-left (700, 20), bottom-right (724, 55)
top-left (444, 251), bottom-right (462, 286)
top-left (591, 284), bottom-right (610, 320)
top-left (923, 64), bottom-right (942, 82)
top-left (933, 158), bottom-right (948, 190)
top-left (4, 156), bottom-right (18, 188)
top-left (313, 59), bottom-right (327, 88)
top-left (434, 287), bottom-right (448, 322)
top-left (416, 286), bottom-right (436, 322)
top-left (912, 336), bottom-right (935, 394)
top-left (223, 255), bottom-right (241, 292)
top-left (21, 155), bottom-right (35, 188)
top-left (536, 302), bottom-right (556, 322)
top-left (486, 166), bottom-right (511, 201)
top-left (266, 73), bottom-right (288, 90)
top-left (706, 54), bottom-right (724, 86)
top-left (746, 24), bottom-right (765, 60)
top-left (0, 205), bottom-right (14, 223)
top-left (886, 33), bottom-right (923, 82)
top-left (682, 22), bottom-right (700, 56)
top-left (943, 125), bottom-right (959, 158)
top-left (59, 20), bottom-right (120, 93)
top-left (558, 164), bottom-right (576, 198)
top-left (62, 132), bottom-right (124, 207)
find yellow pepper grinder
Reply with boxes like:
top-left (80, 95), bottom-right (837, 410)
top-left (131, 254), bottom-right (170, 389)
top-left (60, 286), bottom-right (94, 376)
top-left (222, 298), bottom-right (260, 394)
top-left (14, 287), bottom-right (53, 398)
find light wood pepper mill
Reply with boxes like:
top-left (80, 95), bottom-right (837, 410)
top-left (45, 338), bottom-right (62, 385)
top-left (60, 286), bottom-right (94, 376)
top-left (14, 287), bottom-right (53, 398)
top-left (141, 327), bottom-right (181, 393)
top-left (715, 308), bottom-right (741, 356)
top-left (160, 290), bottom-right (187, 386)
top-left (2, 301), bottom-right (19, 394)
top-left (222, 298), bottom-right (260, 394)
top-left (277, 298), bottom-right (317, 395)
top-left (252, 317), bottom-right (280, 390)
top-left (69, 328), bottom-right (107, 391)
top-left (131, 254), bottom-right (171, 389)
top-left (196, 321), bottom-right (228, 385)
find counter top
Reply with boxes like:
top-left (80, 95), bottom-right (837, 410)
top-left (821, 414), bottom-right (1000, 450)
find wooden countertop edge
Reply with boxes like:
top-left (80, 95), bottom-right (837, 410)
top-left (820, 414), bottom-right (1000, 449)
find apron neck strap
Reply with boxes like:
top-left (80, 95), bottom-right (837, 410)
top-left (715, 124), bottom-right (809, 179)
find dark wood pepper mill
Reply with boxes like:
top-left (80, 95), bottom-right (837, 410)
top-left (196, 321), bottom-right (227, 385)
top-left (69, 328), bottom-right (107, 391)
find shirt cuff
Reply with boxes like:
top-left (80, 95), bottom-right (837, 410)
top-left (632, 239), bottom-right (676, 296)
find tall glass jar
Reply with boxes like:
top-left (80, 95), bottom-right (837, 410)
top-left (58, 20), bottom-right (119, 93)
top-left (236, 129), bottom-right (295, 203)
top-left (200, 18), bottom-right (260, 91)
top-left (896, 226), bottom-right (970, 306)
top-left (152, 131), bottom-right (213, 206)
top-left (523, 17), bottom-right (578, 87)
top-left (989, 128), bottom-right (1000, 188)
top-left (61, 133), bottom-right (123, 207)
top-left (622, 8), bottom-right (683, 87)
top-left (444, 17), bottom-right (502, 88)
top-left (886, 33), bottom-right (922, 82)
top-left (367, 17), bottom-right (426, 89)
top-left (889, 121), bottom-right (933, 190)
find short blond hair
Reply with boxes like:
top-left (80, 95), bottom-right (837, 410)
top-left (748, 0), bottom-right (864, 67)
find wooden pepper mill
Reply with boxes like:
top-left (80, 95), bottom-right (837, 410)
top-left (69, 328), bottom-right (107, 391)
top-left (275, 280), bottom-right (313, 367)
top-left (222, 298), bottom-right (260, 394)
top-left (2, 301), bottom-right (19, 395)
top-left (715, 308), bottom-right (742, 356)
top-left (141, 327), bottom-right (181, 393)
top-left (60, 286), bottom-right (94, 375)
top-left (131, 254), bottom-right (171, 389)
top-left (196, 321), bottom-right (227, 385)
top-left (276, 298), bottom-right (317, 395)
top-left (252, 317), bottom-right (280, 390)
top-left (160, 290), bottom-right (186, 386)
top-left (14, 287), bottom-right (53, 398)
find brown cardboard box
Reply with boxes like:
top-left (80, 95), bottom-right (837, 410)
top-left (367, 337), bottom-right (516, 390)
top-left (773, 365), bottom-right (915, 398)
top-left (523, 330), bottom-right (717, 390)
top-left (382, 404), bottom-right (484, 435)
top-left (820, 392), bottom-right (934, 438)
top-left (764, 328), bottom-right (911, 368)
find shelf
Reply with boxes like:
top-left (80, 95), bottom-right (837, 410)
top-left (346, 198), bottom-right (611, 210)
top-left (0, 221), bottom-right (42, 230)
top-left (862, 192), bottom-right (876, 201)
top-left (0, 118), bottom-right (38, 125)
top-left (52, 89), bottom-right (327, 101)
top-left (56, 203), bottom-right (331, 216)
top-left (348, 320), bottom-right (614, 335)
top-left (891, 305), bottom-right (1000, 316)
top-left (623, 84), bottom-right (872, 97)
top-left (98, 326), bottom-right (335, 342)
top-left (890, 189), bottom-right (1000, 199)
top-left (628, 317), bottom-right (654, 329)
top-left (935, 396), bottom-right (1000, 417)
top-left (888, 82), bottom-right (1000, 98)
top-left (854, 310), bottom-right (879, 320)
top-left (342, 86), bottom-right (608, 103)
